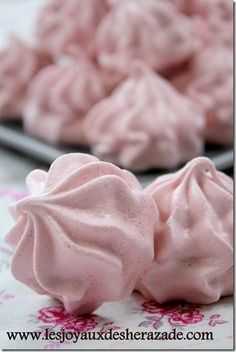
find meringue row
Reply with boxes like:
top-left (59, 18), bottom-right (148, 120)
top-left (5, 153), bottom-right (233, 315)
top-left (0, 0), bottom-right (233, 172)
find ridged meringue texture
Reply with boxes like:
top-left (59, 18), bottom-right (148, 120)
top-left (186, 0), bottom-right (233, 49)
top-left (36, 0), bottom-right (109, 58)
top-left (84, 62), bottom-right (205, 171)
top-left (0, 37), bottom-right (51, 119)
top-left (136, 157), bottom-right (233, 305)
top-left (195, 15), bottom-right (233, 49)
top-left (95, 0), bottom-right (199, 75)
top-left (5, 153), bottom-right (157, 315)
top-left (171, 0), bottom-right (232, 20)
top-left (171, 45), bottom-right (233, 145)
top-left (24, 54), bottom-right (107, 145)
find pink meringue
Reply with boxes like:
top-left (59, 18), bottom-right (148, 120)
top-left (5, 153), bottom-right (157, 314)
top-left (0, 37), bottom-right (51, 119)
top-left (171, 0), bottom-right (233, 48)
top-left (95, 0), bottom-right (199, 75)
top-left (136, 157), bottom-right (233, 304)
top-left (194, 6), bottom-right (232, 49)
top-left (84, 63), bottom-right (205, 171)
top-left (36, 0), bottom-right (109, 58)
top-left (171, 45), bottom-right (233, 145)
top-left (171, 0), bottom-right (232, 20)
top-left (24, 54), bottom-right (107, 145)
top-left (195, 16), bottom-right (233, 49)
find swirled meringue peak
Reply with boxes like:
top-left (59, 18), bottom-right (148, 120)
top-left (136, 157), bottom-right (233, 305)
top-left (84, 62), bottom-right (205, 171)
top-left (0, 37), bottom-right (51, 120)
top-left (171, 45), bottom-right (233, 145)
top-left (36, 0), bottom-right (109, 58)
top-left (24, 53), bottom-right (107, 145)
top-left (5, 153), bottom-right (157, 314)
top-left (95, 0), bottom-right (199, 75)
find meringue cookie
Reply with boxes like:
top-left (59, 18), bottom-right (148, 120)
top-left (95, 0), bottom-right (199, 75)
top-left (24, 54), bottom-right (107, 145)
top-left (193, 5), bottom-right (232, 49)
top-left (171, 45), bottom-right (233, 145)
top-left (36, 0), bottom-right (109, 58)
top-left (5, 153), bottom-right (157, 314)
top-left (195, 16), bottom-right (233, 49)
top-left (171, 0), bottom-right (232, 20)
top-left (171, 0), bottom-right (233, 48)
top-left (0, 37), bottom-right (51, 119)
top-left (136, 157), bottom-right (233, 304)
top-left (84, 63), bottom-right (205, 171)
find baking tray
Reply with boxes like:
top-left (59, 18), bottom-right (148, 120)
top-left (0, 121), bottom-right (233, 187)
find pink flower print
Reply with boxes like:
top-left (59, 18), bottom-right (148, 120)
top-left (0, 189), bottom-right (27, 201)
top-left (99, 321), bottom-right (121, 333)
top-left (0, 291), bottom-right (14, 304)
top-left (142, 300), bottom-right (178, 315)
top-left (208, 314), bottom-right (229, 327)
top-left (142, 300), bottom-right (162, 314)
top-left (63, 317), bottom-right (98, 332)
top-left (12, 191), bottom-right (28, 201)
top-left (141, 300), bottom-right (204, 328)
top-left (38, 306), bottom-right (98, 332)
top-left (38, 306), bottom-right (70, 324)
top-left (168, 308), bottom-right (204, 326)
top-left (2, 293), bottom-right (14, 300)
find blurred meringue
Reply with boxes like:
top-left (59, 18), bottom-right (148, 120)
top-left (171, 0), bottom-right (232, 19)
top-left (95, 0), bottom-right (199, 75)
top-left (85, 62), bottom-right (205, 171)
top-left (137, 157), bottom-right (233, 304)
top-left (171, 0), bottom-right (233, 48)
top-left (171, 45), bottom-right (233, 145)
top-left (36, 0), bottom-right (109, 58)
top-left (5, 153), bottom-right (157, 314)
top-left (0, 37), bottom-right (51, 119)
top-left (24, 53), bottom-right (107, 145)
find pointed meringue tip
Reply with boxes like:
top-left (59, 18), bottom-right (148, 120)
top-left (187, 156), bottom-right (215, 169)
top-left (184, 157), bottom-right (217, 179)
